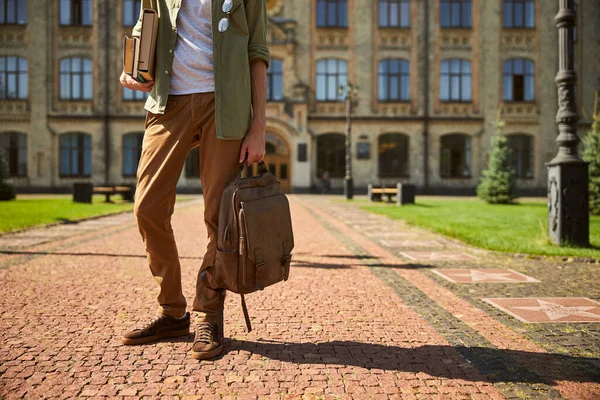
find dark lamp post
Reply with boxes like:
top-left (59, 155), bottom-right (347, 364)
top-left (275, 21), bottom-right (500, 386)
top-left (338, 82), bottom-right (359, 200)
top-left (546, 0), bottom-right (589, 246)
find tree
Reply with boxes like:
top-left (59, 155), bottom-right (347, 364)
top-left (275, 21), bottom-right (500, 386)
top-left (0, 149), bottom-right (16, 201)
top-left (477, 104), bottom-right (517, 204)
top-left (582, 92), bottom-right (600, 215)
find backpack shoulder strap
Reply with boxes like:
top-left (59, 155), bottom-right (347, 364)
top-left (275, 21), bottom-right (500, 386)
top-left (240, 294), bottom-right (252, 333)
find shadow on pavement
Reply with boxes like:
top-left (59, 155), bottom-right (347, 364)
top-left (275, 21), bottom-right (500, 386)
top-left (0, 250), bottom-right (202, 260)
top-left (220, 340), bottom-right (600, 385)
top-left (291, 260), bottom-right (435, 269)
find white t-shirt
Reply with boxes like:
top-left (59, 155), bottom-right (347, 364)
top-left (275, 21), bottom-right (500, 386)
top-left (169, 0), bottom-right (215, 94)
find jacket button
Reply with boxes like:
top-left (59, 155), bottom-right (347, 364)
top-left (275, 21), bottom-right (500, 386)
top-left (169, 49), bottom-right (173, 53)
top-left (165, 70), bottom-right (169, 74)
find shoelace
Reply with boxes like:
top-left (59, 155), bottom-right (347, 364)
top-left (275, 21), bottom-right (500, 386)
top-left (139, 315), bottom-right (163, 331)
top-left (195, 322), bottom-right (216, 344)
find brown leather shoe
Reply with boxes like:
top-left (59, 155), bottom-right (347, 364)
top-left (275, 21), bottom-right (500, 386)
top-left (191, 321), bottom-right (223, 360)
top-left (121, 312), bottom-right (190, 345)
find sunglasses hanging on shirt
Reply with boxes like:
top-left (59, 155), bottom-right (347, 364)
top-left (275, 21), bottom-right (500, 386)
top-left (218, 0), bottom-right (233, 32)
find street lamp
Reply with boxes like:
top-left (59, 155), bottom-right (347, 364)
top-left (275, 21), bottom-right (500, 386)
top-left (338, 82), bottom-right (359, 200)
top-left (546, 0), bottom-right (589, 246)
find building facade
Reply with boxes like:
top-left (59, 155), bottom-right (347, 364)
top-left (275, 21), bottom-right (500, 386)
top-left (1, 0), bottom-right (599, 194)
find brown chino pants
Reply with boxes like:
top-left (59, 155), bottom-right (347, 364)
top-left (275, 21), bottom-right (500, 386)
top-left (134, 91), bottom-right (243, 323)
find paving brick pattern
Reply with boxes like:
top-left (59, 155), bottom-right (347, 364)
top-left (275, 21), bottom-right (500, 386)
top-left (0, 195), bottom-right (599, 399)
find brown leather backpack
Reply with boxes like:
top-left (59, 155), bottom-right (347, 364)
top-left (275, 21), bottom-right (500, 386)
top-left (200, 161), bottom-right (294, 332)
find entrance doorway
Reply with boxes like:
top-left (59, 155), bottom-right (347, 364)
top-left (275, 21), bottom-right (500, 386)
top-left (243, 132), bottom-right (291, 192)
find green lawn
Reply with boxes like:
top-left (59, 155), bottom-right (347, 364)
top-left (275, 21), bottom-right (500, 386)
top-left (0, 195), bottom-right (190, 233)
top-left (358, 198), bottom-right (600, 259)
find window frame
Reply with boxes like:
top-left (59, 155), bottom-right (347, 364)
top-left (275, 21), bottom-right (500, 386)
top-left (59, 0), bottom-right (93, 27)
top-left (0, 132), bottom-right (27, 177)
top-left (59, 56), bottom-right (93, 101)
top-left (0, 56), bottom-right (28, 100)
top-left (122, 132), bottom-right (143, 177)
top-left (267, 59), bottom-right (284, 102)
top-left (317, 133), bottom-right (346, 178)
top-left (506, 134), bottom-right (534, 179)
top-left (440, 0), bottom-right (472, 29)
top-left (316, 0), bottom-right (348, 28)
top-left (440, 133), bottom-right (472, 178)
top-left (316, 58), bottom-right (348, 102)
top-left (503, 0), bottom-right (535, 29)
top-left (502, 58), bottom-right (535, 102)
top-left (123, 0), bottom-right (141, 27)
top-left (378, 58), bottom-right (410, 102)
top-left (440, 59), bottom-right (472, 103)
top-left (0, 0), bottom-right (27, 25)
top-left (378, 0), bottom-right (410, 28)
top-left (59, 133), bottom-right (92, 178)
top-left (185, 147), bottom-right (200, 178)
top-left (123, 87), bottom-right (149, 101)
top-left (378, 133), bottom-right (410, 178)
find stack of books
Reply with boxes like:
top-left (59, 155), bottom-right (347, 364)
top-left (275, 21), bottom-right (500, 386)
top-left (123, 7), bottom-right (158, 82)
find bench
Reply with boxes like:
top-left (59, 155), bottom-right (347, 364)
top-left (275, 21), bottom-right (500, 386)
top-left (73, 182), bottom-right (135, 203)
top-left (368, 183), bottom-right (415, 205)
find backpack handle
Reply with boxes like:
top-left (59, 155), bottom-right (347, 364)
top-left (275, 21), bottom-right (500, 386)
top-left (236, 156), bottom-right (269, 179)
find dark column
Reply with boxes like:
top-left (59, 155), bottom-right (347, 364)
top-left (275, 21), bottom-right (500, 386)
top-left (546, 0), bottom-right (589, 246)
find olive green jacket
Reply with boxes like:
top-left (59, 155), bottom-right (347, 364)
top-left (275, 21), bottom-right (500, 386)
top-left (132, 0), bottom-right (271, 140)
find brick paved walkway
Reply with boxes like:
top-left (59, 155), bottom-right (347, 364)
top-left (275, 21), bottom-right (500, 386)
top-left (0, 195), bottom-right (599, 399)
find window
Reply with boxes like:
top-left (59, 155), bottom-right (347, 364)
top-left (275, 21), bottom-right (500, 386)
top-left (123, 0), bottom-right (141, 27)
top-left (0, 132), bottom-right (27, 177)
top-left (59, 133), bottom-right (92, 177)
top-left (440, 59), bottom-right (471, 102)
top-left (440, 0), bottom-right (472, 28)
top-left (378, 59), bottom-right (410, 101)
top-left (267, 59), bottom-right (283, 101)
top-left (123, 87), bottom-right (149, 101)
top-left (316, 59), bottom-right (348, 101)
top-left (378, 133), bottom-right (409, 177)
top-left (185, 147), bottom-right (200, 178)
top-left (503, 59), bottom-right (534, 102)
top-left (0, 56), bottom-right (28, 99)
top-left (316, 0), bottom-right (348, 28)
top-left (60, 0), bottom-right (92, 26)
top-left (122, 133), bottom-right (143, 177)
top-left (317, 133), bottom-right (345, 177)
top-left (440, 134), bottom-right (471, 178)
top-left (1, 0), bottom-right (27, 24)
top-left (59, 57), bottom-right (93, 100)
top-left (379, 0), bottom-right (410, 28)
top-left (503, 0), bottom-right (535, 28)
top-left (297, 143), bottom-right (307, 162)
top-left (507, 134), bottom-right (534, 178)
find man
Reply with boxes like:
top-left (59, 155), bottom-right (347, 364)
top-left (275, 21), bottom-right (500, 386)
top-left (119, 0), bottom-right (270, 360)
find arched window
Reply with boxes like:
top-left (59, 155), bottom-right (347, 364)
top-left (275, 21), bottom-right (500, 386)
top-left (378, 133), bottom-right (409, 177)
top-left (59, 133), bottom-right (92, 177)
top-left (378, 59), bottom-right (410, 101)
top-left (378, 0), bottom-right (410, 28)
top-left (267, 59), bottom-right (283, 101)
top-left (506, 134), bottom-right (534, 178)
top-left (316, 0), bottom-right (348, 28)
top-left (440, 134), bottom-right (471, 178)
top-left (317, 133), bottom-right (345, 177)
top-left (316, 59), bottom-right (348, 101)
top-left (60, 0), bottom-right (92, 26)
top-left (503, 0), bottom-right (535, 28)
top-left (122, 132), bottom-right (143, 177)
top-left (440, 59), bottom-right (471, 102)
top-left (0, 56), bottom-right (28, 99)
top-left (185, 147), bottom-right (200, 178)
top-left (123, 0), bottom-right (141, 27)
top-left (59, 57), bottom-right (93, 100)
top-left (0, 132), bottom-right (27, 177)
top-left (440, 0), bottom-right (472, 28)
top-left (503, 59), bottom-right (535, 102)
